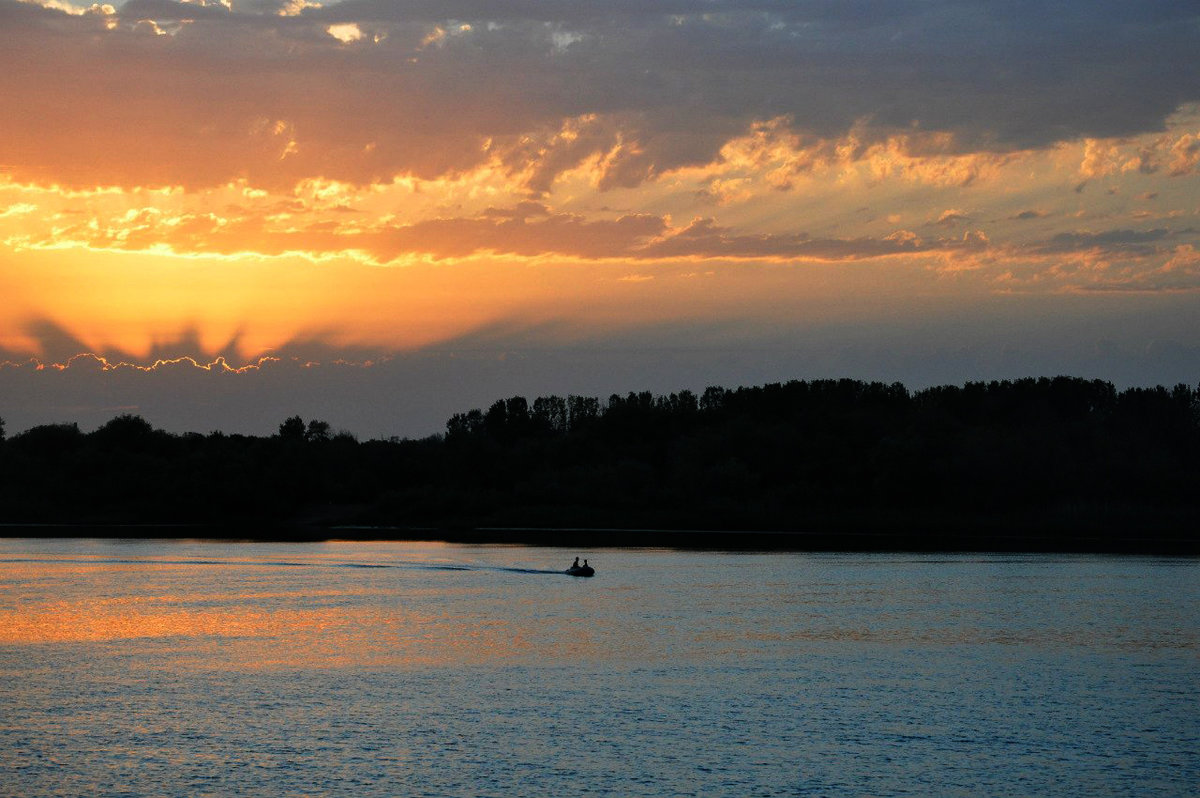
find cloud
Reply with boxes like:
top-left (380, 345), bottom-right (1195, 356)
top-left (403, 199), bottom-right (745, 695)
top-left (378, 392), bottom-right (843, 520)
top-left (703, 118), bottom-right (1017, 192)
top-left (1078, 125), bottom-right (1200, 180)
top-left (15, 197), bottom-right (1006, 263)
top-left (1079, 139), bottom-right (1122, 179)
top-left (959, 227), bottom-right (1200, 295)
top-left (935, 209), bottom-right (970, 227)
top-left (1056, 244), bottom-right (1200, 294)
top-left (326, 22), bottom-right (363, 43)
top-left (635, 218), bottom-right (987, 261)
top-left (1032, 228), bottom-right (1182, 257)
top-left (1089, 246), bottom-right (1200, 292)
top-left (14, 203), bottom-right (669, 261)
top-left (1, 0), bottom-right (1196, 192)
top-left (1168, 133), bottom-right (1200, 176)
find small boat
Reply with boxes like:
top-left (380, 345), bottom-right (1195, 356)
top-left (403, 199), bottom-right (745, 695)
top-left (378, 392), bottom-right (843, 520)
top-left (566, 565), bottom-right (595, 577)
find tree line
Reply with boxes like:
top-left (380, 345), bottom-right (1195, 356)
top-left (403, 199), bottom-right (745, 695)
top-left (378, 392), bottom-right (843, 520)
top-left (0, 377), bottom-right (1197, 546)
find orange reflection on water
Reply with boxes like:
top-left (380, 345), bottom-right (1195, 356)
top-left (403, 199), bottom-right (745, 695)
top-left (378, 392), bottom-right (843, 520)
top-left (0, 600), bottom-right (339, 644)
top-left (0, 597), bottom-right (544, 670)
top-left (0, 571), bottom-right (544, 670)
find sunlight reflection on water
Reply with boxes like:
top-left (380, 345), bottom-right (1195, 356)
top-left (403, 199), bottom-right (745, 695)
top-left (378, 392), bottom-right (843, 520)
top-left (0, 539), bottom-right (1197, 796)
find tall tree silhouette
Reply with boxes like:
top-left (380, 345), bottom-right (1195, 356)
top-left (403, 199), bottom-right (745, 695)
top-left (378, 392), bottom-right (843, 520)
top-left (278, 416), bottom-right (306, 440)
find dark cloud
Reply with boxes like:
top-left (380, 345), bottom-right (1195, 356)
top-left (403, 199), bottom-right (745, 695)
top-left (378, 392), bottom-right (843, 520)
top-left (119, 0), bottom-right (230, 19)
top-left (1033, 228), bottom-right (1182, 256)
top-left (0, 0), bottom-right (1195, 190)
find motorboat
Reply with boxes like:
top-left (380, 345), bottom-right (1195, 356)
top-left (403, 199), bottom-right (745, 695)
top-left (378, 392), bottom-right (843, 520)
top-left (566, 564), bottom-right (595, 577)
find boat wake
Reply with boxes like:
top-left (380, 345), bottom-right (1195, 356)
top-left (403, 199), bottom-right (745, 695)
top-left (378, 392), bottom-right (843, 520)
top-left (1, 556), bottom-right (578, 576)
top-left (335, 561), bottom-right (569, 576)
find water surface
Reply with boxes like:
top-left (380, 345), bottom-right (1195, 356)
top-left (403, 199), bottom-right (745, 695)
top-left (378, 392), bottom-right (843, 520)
top-left (1, 539), bottom-right (1196, 796)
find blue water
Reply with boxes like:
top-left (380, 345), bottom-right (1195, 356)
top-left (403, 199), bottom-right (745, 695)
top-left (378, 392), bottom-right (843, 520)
top-left (0, 539), bottom-right (1196, 796)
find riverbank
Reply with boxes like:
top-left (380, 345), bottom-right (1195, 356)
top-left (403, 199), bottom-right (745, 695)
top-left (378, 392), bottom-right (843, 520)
top-left (2, 523), bottom-right (1196, 555)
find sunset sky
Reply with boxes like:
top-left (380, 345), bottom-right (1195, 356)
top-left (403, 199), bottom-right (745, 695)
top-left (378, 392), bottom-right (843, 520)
top-left (2, 0), bottom-right (1198, 437)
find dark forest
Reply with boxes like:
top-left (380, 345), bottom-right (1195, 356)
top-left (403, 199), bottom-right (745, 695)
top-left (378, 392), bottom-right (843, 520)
top-left (1, 377), bottom-right (1196, 552)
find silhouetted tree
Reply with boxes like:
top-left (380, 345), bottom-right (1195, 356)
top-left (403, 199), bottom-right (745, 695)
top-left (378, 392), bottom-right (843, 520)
top-left (532, 395), bottom-right (568, 434)
top-left (278, 416), bottom-right (306, 440)
top-left (484, 399), bottom-right (508, 435)
top-left (567, 395), bottom-right (600, 429)
top-left (699, 386), bottom-right (727, 413)
top-left (92, 414), bottom-right (158, 452)
top-left (0, 378), bottom-right (1195, 547)
top-left (446, 409), bottom-right (484, 438)
top-left (10, 422), bottom-right (83, 455)
top-left (305, 419), bottom-right (331, 442)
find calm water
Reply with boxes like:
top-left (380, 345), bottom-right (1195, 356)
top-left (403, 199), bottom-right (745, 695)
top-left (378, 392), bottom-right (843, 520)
top-left (0, 539), bottom-right (1196, 797)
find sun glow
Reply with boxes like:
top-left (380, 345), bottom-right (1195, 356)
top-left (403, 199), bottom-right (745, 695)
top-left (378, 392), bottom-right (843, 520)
top-left (0, 35), bottom-right (1198, 365)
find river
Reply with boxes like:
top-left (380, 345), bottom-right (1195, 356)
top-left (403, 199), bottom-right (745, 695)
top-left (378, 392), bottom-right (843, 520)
top-left (1, 539), bottom-right (1196, 796)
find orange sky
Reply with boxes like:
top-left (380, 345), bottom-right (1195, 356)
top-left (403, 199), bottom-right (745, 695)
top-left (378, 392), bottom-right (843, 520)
top-left (1, 0), bottom-right (1197, 435)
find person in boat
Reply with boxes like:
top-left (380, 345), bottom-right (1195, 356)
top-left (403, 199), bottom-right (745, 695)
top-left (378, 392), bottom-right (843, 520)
top-left (582, 559), bottom-right (589, 568)
top-left (571, 557), bottom-right (580, 569)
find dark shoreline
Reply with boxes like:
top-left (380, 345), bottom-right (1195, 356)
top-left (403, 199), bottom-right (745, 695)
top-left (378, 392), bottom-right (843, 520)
top-left (2, 524), bottom-right (1196, 555)
top-left (4, 378), bottom-right (1198, 554)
